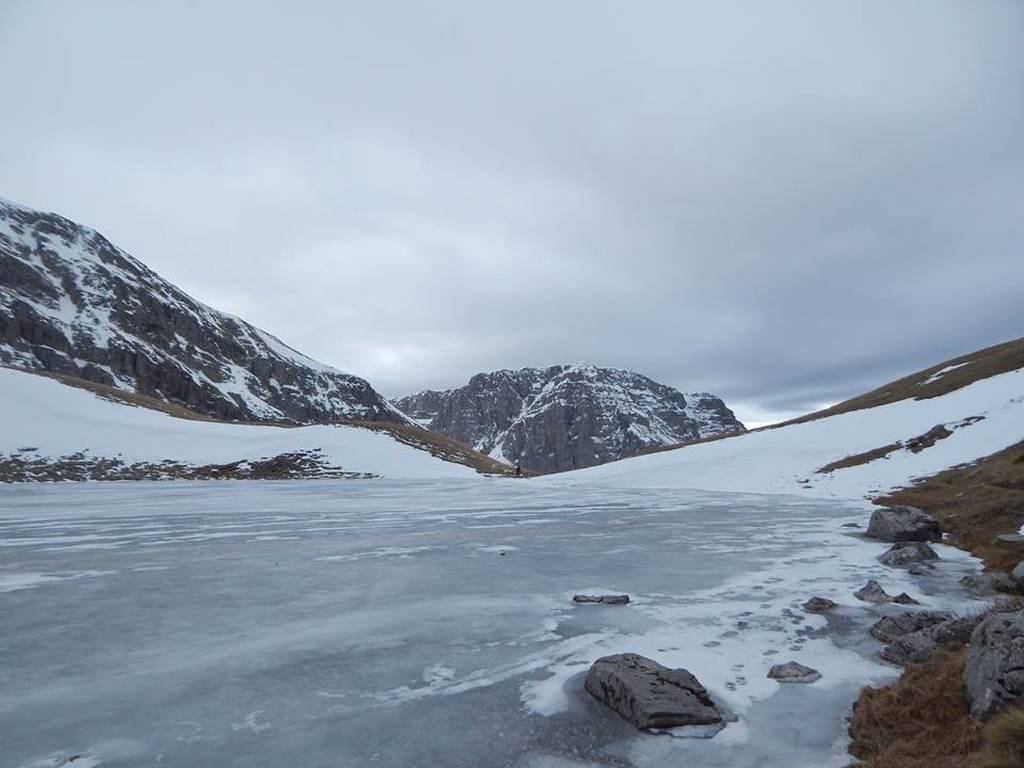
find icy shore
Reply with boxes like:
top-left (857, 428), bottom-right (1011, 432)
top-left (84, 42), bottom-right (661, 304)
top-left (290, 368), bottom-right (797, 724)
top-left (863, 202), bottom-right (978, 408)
top-left (0, 479), bottom-right (987, 768)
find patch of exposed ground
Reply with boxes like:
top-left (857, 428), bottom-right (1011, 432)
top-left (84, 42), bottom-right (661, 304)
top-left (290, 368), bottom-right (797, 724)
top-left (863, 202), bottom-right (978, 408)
top-left (848, 645), bottom-right (981, 768)
top-left (346, 420), bottom-right (515, 475)
top-left (877, 439), bottom-right (1024, 571)
top-left (0, 448), bottom-right (377, 483)
top-left (816, 418), bottom-right (981, 474)
top-left (635, 335), bottom-right (1023, 460)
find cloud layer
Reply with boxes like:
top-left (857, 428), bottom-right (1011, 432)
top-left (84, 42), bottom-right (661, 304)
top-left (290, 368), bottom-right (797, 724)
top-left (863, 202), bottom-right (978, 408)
top-left (2, 1), bottom-right (1021, 424)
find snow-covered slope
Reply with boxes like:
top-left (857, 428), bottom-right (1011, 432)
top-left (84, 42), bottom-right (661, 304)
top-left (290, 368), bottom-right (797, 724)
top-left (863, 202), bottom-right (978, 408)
top-left (549, 361), bottom-right (1024, 501)
top-left (0, 196), bottom-right (406, 424)
top-left (0, 367), bottom-right (479, 481)
top-left (395, 363), bottom-right (744, 473)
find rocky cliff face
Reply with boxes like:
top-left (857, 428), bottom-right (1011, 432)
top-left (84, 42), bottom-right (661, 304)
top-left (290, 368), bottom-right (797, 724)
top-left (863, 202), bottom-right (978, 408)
top-left (0, 197), bottom-right (405, 424)
top-left (395, 364), bottom-right (745, 473)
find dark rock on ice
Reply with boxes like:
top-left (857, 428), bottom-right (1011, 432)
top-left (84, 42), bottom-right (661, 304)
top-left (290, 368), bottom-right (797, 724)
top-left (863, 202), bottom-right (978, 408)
top-left (573, 594), bottom-right (630, 605)
top-left (802, 596), bottom-right (838, 613)
top-left (878, 541), bottom-right (939, 567)
top-left (854, 579), bottom-right (892, 603)
top-left (866, 507), bottom-right (942, 543)
top-left (584, 653), bottom-right (727, 729)
top-left (767, 661), bottom-right (821, 683)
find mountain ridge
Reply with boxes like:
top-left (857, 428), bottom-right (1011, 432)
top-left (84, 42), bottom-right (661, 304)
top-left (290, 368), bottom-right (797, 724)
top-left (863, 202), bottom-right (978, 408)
top-left (0, 196), bottom-right (406, 425)
top-left (395, 362), bottom-right (745, 473)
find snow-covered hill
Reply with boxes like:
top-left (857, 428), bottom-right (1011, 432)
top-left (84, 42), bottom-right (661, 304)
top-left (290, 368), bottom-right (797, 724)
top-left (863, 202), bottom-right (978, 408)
top-left (0, 367), bottom-right (485, 481)
top-left (550, 341), bottom-right (1024, 502)
top-left (395, 363), bottom-right (744, 473)
top-left (0, 197), bottom-right (405, 424)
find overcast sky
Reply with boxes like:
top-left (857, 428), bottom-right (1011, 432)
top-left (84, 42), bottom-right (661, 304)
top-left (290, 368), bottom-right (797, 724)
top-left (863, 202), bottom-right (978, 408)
top-left (1, 1), bottom-right (1021, 426)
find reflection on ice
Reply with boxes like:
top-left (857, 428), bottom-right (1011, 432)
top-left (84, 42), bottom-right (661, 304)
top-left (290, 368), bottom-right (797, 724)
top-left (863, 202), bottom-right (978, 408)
top-left (0, 479), bottom-right (986, 768)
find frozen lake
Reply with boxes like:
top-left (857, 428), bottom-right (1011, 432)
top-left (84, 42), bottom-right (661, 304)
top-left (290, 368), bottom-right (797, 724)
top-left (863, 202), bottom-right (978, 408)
top-left (0, 479), bottom-right (983, 768)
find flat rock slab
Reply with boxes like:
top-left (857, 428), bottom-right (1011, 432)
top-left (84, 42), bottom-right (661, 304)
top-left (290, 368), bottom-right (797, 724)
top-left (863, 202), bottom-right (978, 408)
top-left (767, 661), bottom-right (821, 683)
top-left (879, 541), bottom-right (940, 567)
top-left (584, 653), bottom-right (726, 729)
top-left (866, 506), bottom-right (942, 543)
top-left (573, 594), bottom-right (630, 605)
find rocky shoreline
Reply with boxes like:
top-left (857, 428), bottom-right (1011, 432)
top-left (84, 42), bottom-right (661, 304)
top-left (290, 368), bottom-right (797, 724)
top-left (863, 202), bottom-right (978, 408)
top-left (571, 504), bottom-right (1024, 766)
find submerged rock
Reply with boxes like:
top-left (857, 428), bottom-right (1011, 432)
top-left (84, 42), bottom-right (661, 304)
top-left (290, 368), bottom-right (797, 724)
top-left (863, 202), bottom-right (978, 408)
top-left (878, 541), bottom-right (939, 567)
top-left (767, 661), bottom-right (821, 683)
top-left (866, 507), bottom-right (942, 543)
top-left (965, 610), bottom-right (1024, 720)
top-left (802, 596), bottom-right (838, 613)
top-left (573, 594), bottom-right (630, 605)
top-left (854, 579), bottom-right (892, 603)
top-left (893, 593), bottom-right (921, 605)
top-left (584, 653), bottom-right (727, 729)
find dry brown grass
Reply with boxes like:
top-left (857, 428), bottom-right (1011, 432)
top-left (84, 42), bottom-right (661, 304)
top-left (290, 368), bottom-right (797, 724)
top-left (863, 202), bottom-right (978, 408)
top-left (848, 646), bottom-right (981, 768)
top-left (976, 705), bottom-right (1024, 768)
top-left (31, 369), bottom-right (227, 422)
top-left (345, 420), bottom-right (515, 475)
top-left (878, 440), bottom-right (1024, 571)
top-left (817, 441), bottom-right (902, 473)
top-left (634, 335), bottom-right (1024, 460)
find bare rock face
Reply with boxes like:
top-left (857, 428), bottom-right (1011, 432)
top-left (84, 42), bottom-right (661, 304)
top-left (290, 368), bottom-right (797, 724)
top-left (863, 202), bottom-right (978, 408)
top-left (866, 507), bottom-right (942, 543)
top-left (584, 653), bottom-right (727, 729)
top-left (878, 542), bottom-right (940, 567)
top-left (395, 365), bottom-right (744, 474)
top-left (965, 610), bottom-right (1024, 720)
top-left (0, 198), bottom-right (405, 425)
top-left (767, 661), bottom-right (821, 683)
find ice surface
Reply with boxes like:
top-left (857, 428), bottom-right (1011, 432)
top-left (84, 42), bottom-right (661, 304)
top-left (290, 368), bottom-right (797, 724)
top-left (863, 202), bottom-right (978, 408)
top-left (0, 479), bottom-right (986, 768)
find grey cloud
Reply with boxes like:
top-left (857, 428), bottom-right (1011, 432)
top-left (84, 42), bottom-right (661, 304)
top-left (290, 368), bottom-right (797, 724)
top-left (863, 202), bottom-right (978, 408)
top-left (1, 1), bottom-right (1021, 424)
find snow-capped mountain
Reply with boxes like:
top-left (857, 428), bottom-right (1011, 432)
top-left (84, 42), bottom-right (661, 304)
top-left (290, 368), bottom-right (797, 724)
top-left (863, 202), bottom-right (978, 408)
top-left (394, 363), bottom-right (745, 473)
top-left (0, 197), bottom-right (405, 424)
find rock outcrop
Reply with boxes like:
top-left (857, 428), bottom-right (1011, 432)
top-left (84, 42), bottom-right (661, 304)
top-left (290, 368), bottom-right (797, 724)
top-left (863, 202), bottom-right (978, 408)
top-left (395, 364), bottom-right (744, 474)
top-left (964, 610), bottom-right (1024, 720)
top-left (882, 616), bottom-right (978, 666)
top-left (869, 611), bottom-right (954, 643)
top-left (0, 197), bottom-right (405, 425)
top-left (866, 507), bottom-right (942, 543)
top-left (584, 653), bottom-right (727, 729)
